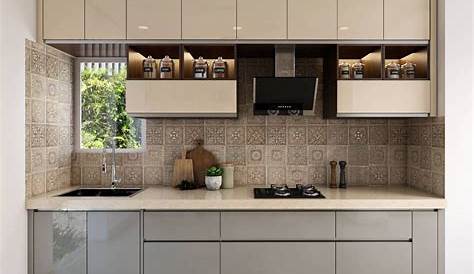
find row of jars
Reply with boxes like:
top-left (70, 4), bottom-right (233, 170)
top-left (143, 55), bottom-right (227, 79)
top-left (338, 61), bottom-right (416, 80)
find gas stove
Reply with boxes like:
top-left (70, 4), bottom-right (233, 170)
top-left (254, 184), bottom-right (325, 199)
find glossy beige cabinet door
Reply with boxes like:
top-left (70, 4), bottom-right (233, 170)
top-left (288, 0), bottom-right (337, 39)
top-left (384, 0), bottom-right (430, 40)
top-left (85, 0), bottom-right (126, 39)
top-left (127, 0), bottom-right (181, 39)
top-left (182, 0), bottom-right (236, 39)
top-left (237, 0), bottom-right (287, 39)
top-left (43, 0), bottom-right (84, 39)
top-left (338, 0), bottom-right (383, 39)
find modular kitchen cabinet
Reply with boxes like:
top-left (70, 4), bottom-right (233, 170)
top-left (288, 0), bottom-right (337, 39)
top-left (384, 0), bottom-right (430, 40)
top-left (182, 0), bottom-right (236, 39)
top-left (85, 0), bottom-right (126, 39)
top-left (127, 0), bottom-right (181, 39)
top-left (236, 0), bottom-right (287, 39)
top-left (338, 0), bottom-right (384, 39)
top-left (43, 0), bottom-right (84, 39)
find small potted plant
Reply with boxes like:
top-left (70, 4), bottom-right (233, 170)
top-left (205, 166), bottom-right (224, 190)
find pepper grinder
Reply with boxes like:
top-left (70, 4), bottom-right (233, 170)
top-left (339, 161), bottom-right (347, 189)
top-left (329, 161), bottom-right (338, 188)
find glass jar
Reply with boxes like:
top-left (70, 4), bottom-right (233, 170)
top-left (401, 62), bottom-right (416, 79)
top-left (193, 56), bottom-right (208, 79)
top-left (385, 62), bottom-right (401, 79)
top-left (143, 55), bottom-right (157, 79)
top-left (159, 55), bottom-right (174, 79)
top-left (212, 56), bottom-right (227, 79)
top-left (338, 62), bottom-right (351, 79)
top-left (351, 62), bottom-right (365, 79)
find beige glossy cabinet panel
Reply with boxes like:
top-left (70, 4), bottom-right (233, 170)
top-left (85, 0), bottom-right (126, 39)
top-left (337, 80), bottom-right (431, 116)
top-left (384, 0), bottom-right (430, 40)
top-left (237, 0), bottom-right (287, 39)
top-left (182, 0), bottom-right (236, 39)
top-left (43, 0), bottom-right (85, 39)
top-left (288, 0), bottom-right (337, 39)
top-left (413, 211), bottom-right (438, 274)
top-left (338, 0), bottom-right (383, 39)
top-left (127, 0), bottom-right (181, 39)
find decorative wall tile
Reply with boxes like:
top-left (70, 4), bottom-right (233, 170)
top-left (247, 126), bottom-right (265, 145)
top-left (31, 49), bottom-right (46, 76)
top-left (432, 172), bottom-right (444, 196)
top-left (390, 167), bottom-right (407, 185)
top-left (146, 122), bottom-right (163, 145)
top-left (247, 146), bottom-right (265, 166)
top-left (349, 126), bottom-right (368, 145)
top-left (369, 166), bottom-right (389, 185)
top-left (123, 153), bottom-right (143, 166)
top-left (266, 146), bottom-right (287, 166)
top-left (389, 126), bottom-right (408, 145)
top-left (82, 167), bottom-right (102, 186)
top-left (205, 126), bottom-right (225, 145)
top-left (247, 166), bottom-right (266, 185)
top-left (31, 99), bottom-right (45, 123)
top-left (165, 126), bottom-right (184, 145)
top-left (307, 126), bottom-right (327, 145)
top-left (308, 166), bottom-right (326, 185)
top-left (369, 126), bottom-right (388, 145)
top-left (266, 115), bottom-right (286, 125)
top-left (226, 146), bottom-right (246, 165)
top-left (266, 126), bottom-right (286, 145)
top-left (31, 125), bottom-right (46, 147)
top-left (144, 146), bottom-right (163, 166)
top-left (288, 126), bottom-right (307, 145)
top-left (144, 166), bottom-right (163, 185)
top-left (164, 146), bottom-right (183, 165)
top-left (419, 126), bottom-right (432, 146)
top-left (287, 146), bottom-right (307, 165)
top-left (348, 146), bottom-right (369, 166)
top-left (58, 126), bottom-right (71, 145)
top-left (327, 145), bottom-right (348, 162)
top-left (31, 74), bottom-right (46, 99)
top-left (31, 148), bottom-right (46, 173)
top-left (267, 166), bottom-right (286, 184)
top-left (46, 55), bottom-right (59, 79)
top-left (308, 145), bottom-right (327, 166)
top-left (432, 124), bottom-right (445, 148)
top-left (369, 145), bottom-right (387, 165)
top-left (46, 170), bottom-right (59, 192)
top-left (123, 166), bottom-right (143, 186)
top-left (185, 126), bottom-right (204, 145)
top-left (327, 126), bottom-right (348, 145)
top-left (58, 61), bottom-right (73, 83)
top-left (287, 166), bottom-right (308, 185)
top-left (203, 145), bottom-right (226, 164)
top-left (234, 166), bottom-right (247, 185)
top-left (431, 148), bottom-right (445, 173)
top-left (419, 147), bottom-right (431, 170)
top-left (389, 146), bottom-right (407, 167)
top-left (46, 125), bottom-right (59, 147)
top-left (407, 126), bottom-right (420, 145)
top-left (32, 172), bottom-right (46, 196)
top-left (46, 101), bottom-right (58, 124)
top-left (348, 166), bottom-right (369, 186)
top-left (226, 126), bottom-right (245, 145)
top-left (46, 148), bottom-right (58, 169)
top-left (407, 145), bottom-right (421, 168)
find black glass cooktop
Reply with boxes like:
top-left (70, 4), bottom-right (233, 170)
top-left (254, 184), bottom-right (325, 199)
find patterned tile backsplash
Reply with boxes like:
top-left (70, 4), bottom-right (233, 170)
top-left (25, 45), bottom-right (445, 197)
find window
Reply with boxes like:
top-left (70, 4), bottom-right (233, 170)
top-left (76, 59), bottom-right (143, 150)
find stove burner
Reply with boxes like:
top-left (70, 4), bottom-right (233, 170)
top-left (271, 184), bottom-right (291, 197)
top-left (254, 184), bottom-right (325, 199)
top-left (297, 184), bottom-right (321, 197)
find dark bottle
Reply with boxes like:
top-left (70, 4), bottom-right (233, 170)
top-left (329, 161), bottom-right (338, 188)
top-left (339, 161), bottom-right (347, 189)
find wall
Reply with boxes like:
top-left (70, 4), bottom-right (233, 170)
top-left (25, 40), bottom-right (75, 197)
top-left (0, 1), bottom-right (36, 274)
top-left (73, 58), bottom-right (416, 189)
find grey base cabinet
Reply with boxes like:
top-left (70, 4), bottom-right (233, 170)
top-left (144, 243), bottom-right (219, 274)
top-left (221, 242), bottom-right (335, 274)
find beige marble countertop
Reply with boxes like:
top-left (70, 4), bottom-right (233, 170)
top-left (26, 185), bottom-right (446, 210)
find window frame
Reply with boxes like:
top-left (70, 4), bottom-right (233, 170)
top-left (74, 57), bottom-right (146, 153)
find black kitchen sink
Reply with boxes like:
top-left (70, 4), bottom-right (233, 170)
top-left (57, 188), bottom-right (143, 197)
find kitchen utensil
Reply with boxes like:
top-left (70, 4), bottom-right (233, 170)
top-left (339, 161), bottom-right (347, 189)
top-left (159, 55), bottom-right (174, 79)
top-left (172, 151), bottom-right (194, 187)
top-left (329, 161), bottom-right (338, 188)
top-left (186, 140), bottom-right (217, 186)
top-left (143, 55), bottom-right (157, 79)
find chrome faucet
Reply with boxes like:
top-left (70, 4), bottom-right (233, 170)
top-left (101, 137), bottom-right (121, 189)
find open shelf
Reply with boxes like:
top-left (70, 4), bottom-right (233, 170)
top-left (337, 45), bottom-right (382, 80)
top-left (384, 45), bottom-right (429, 80)
top-left (127, 45), bottom-right (181, 80)
top-left (183, 45), bottom-right (236, 80)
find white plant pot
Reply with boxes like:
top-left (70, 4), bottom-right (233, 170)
top-left (205, 176), bottom-right (222, 190)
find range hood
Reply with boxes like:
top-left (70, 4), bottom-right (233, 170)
top-left (253, 45), bottom-right (319, 116)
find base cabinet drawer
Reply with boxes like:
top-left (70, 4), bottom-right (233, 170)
top-left (336, 211), bottom-right (412, 240)
top-left (221, 212), bottom-right (335, 240)
top-left (336, 242), bottom-right (411, 274)
top-left (221, 242), bottom-right (335, 274)
top-left (144, 243), bottom-right (219, 274)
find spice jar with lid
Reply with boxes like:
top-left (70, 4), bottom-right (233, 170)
top-left (159, 55), bottom-right (174, 79)
top-left (193, 56), bottom-right (208, 79)
top-left (143, 56), bottom-right (157, 79)
top-left (385, 62), bottom-right (401, 79)
top-left (351, 62), bottom-right (365, 79)
top-left (401, 62), bottom-right (416, 79)
top-left (212, 57), bottom-right (227, 79)
top-left (338, 62), bottom-right (351, 79)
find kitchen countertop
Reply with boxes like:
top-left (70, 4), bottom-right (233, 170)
top-left (26, 185), bottom-right (446, 210)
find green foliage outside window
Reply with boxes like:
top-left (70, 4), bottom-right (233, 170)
top-left (80, 67), bottom-right (141, 149)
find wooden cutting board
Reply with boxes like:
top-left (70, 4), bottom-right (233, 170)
top-left (186, 142), bottom-right (217, 186)
top-left (172, 151), bottom-right (194, 186)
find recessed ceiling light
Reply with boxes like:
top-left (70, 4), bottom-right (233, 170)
top-left (138, 25), bottom-right (149, 30)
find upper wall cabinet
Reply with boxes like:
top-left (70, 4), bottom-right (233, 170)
top-left (43, 0), bottom-right (84, 39)
top-left (182, 0), bottom-right (236, 39)
top-left (127, 0), bottom-right (181, 39)
top-left (85, 0), bottom-right (126, 39)
top-left (338, 0), bottom-right (383, 40)
top-left (288, 0), bottom-right (337, 39)
top-left (384, 0), bottom-right (430, 40)
top-left (237, 0), bottom-right (287, 39)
